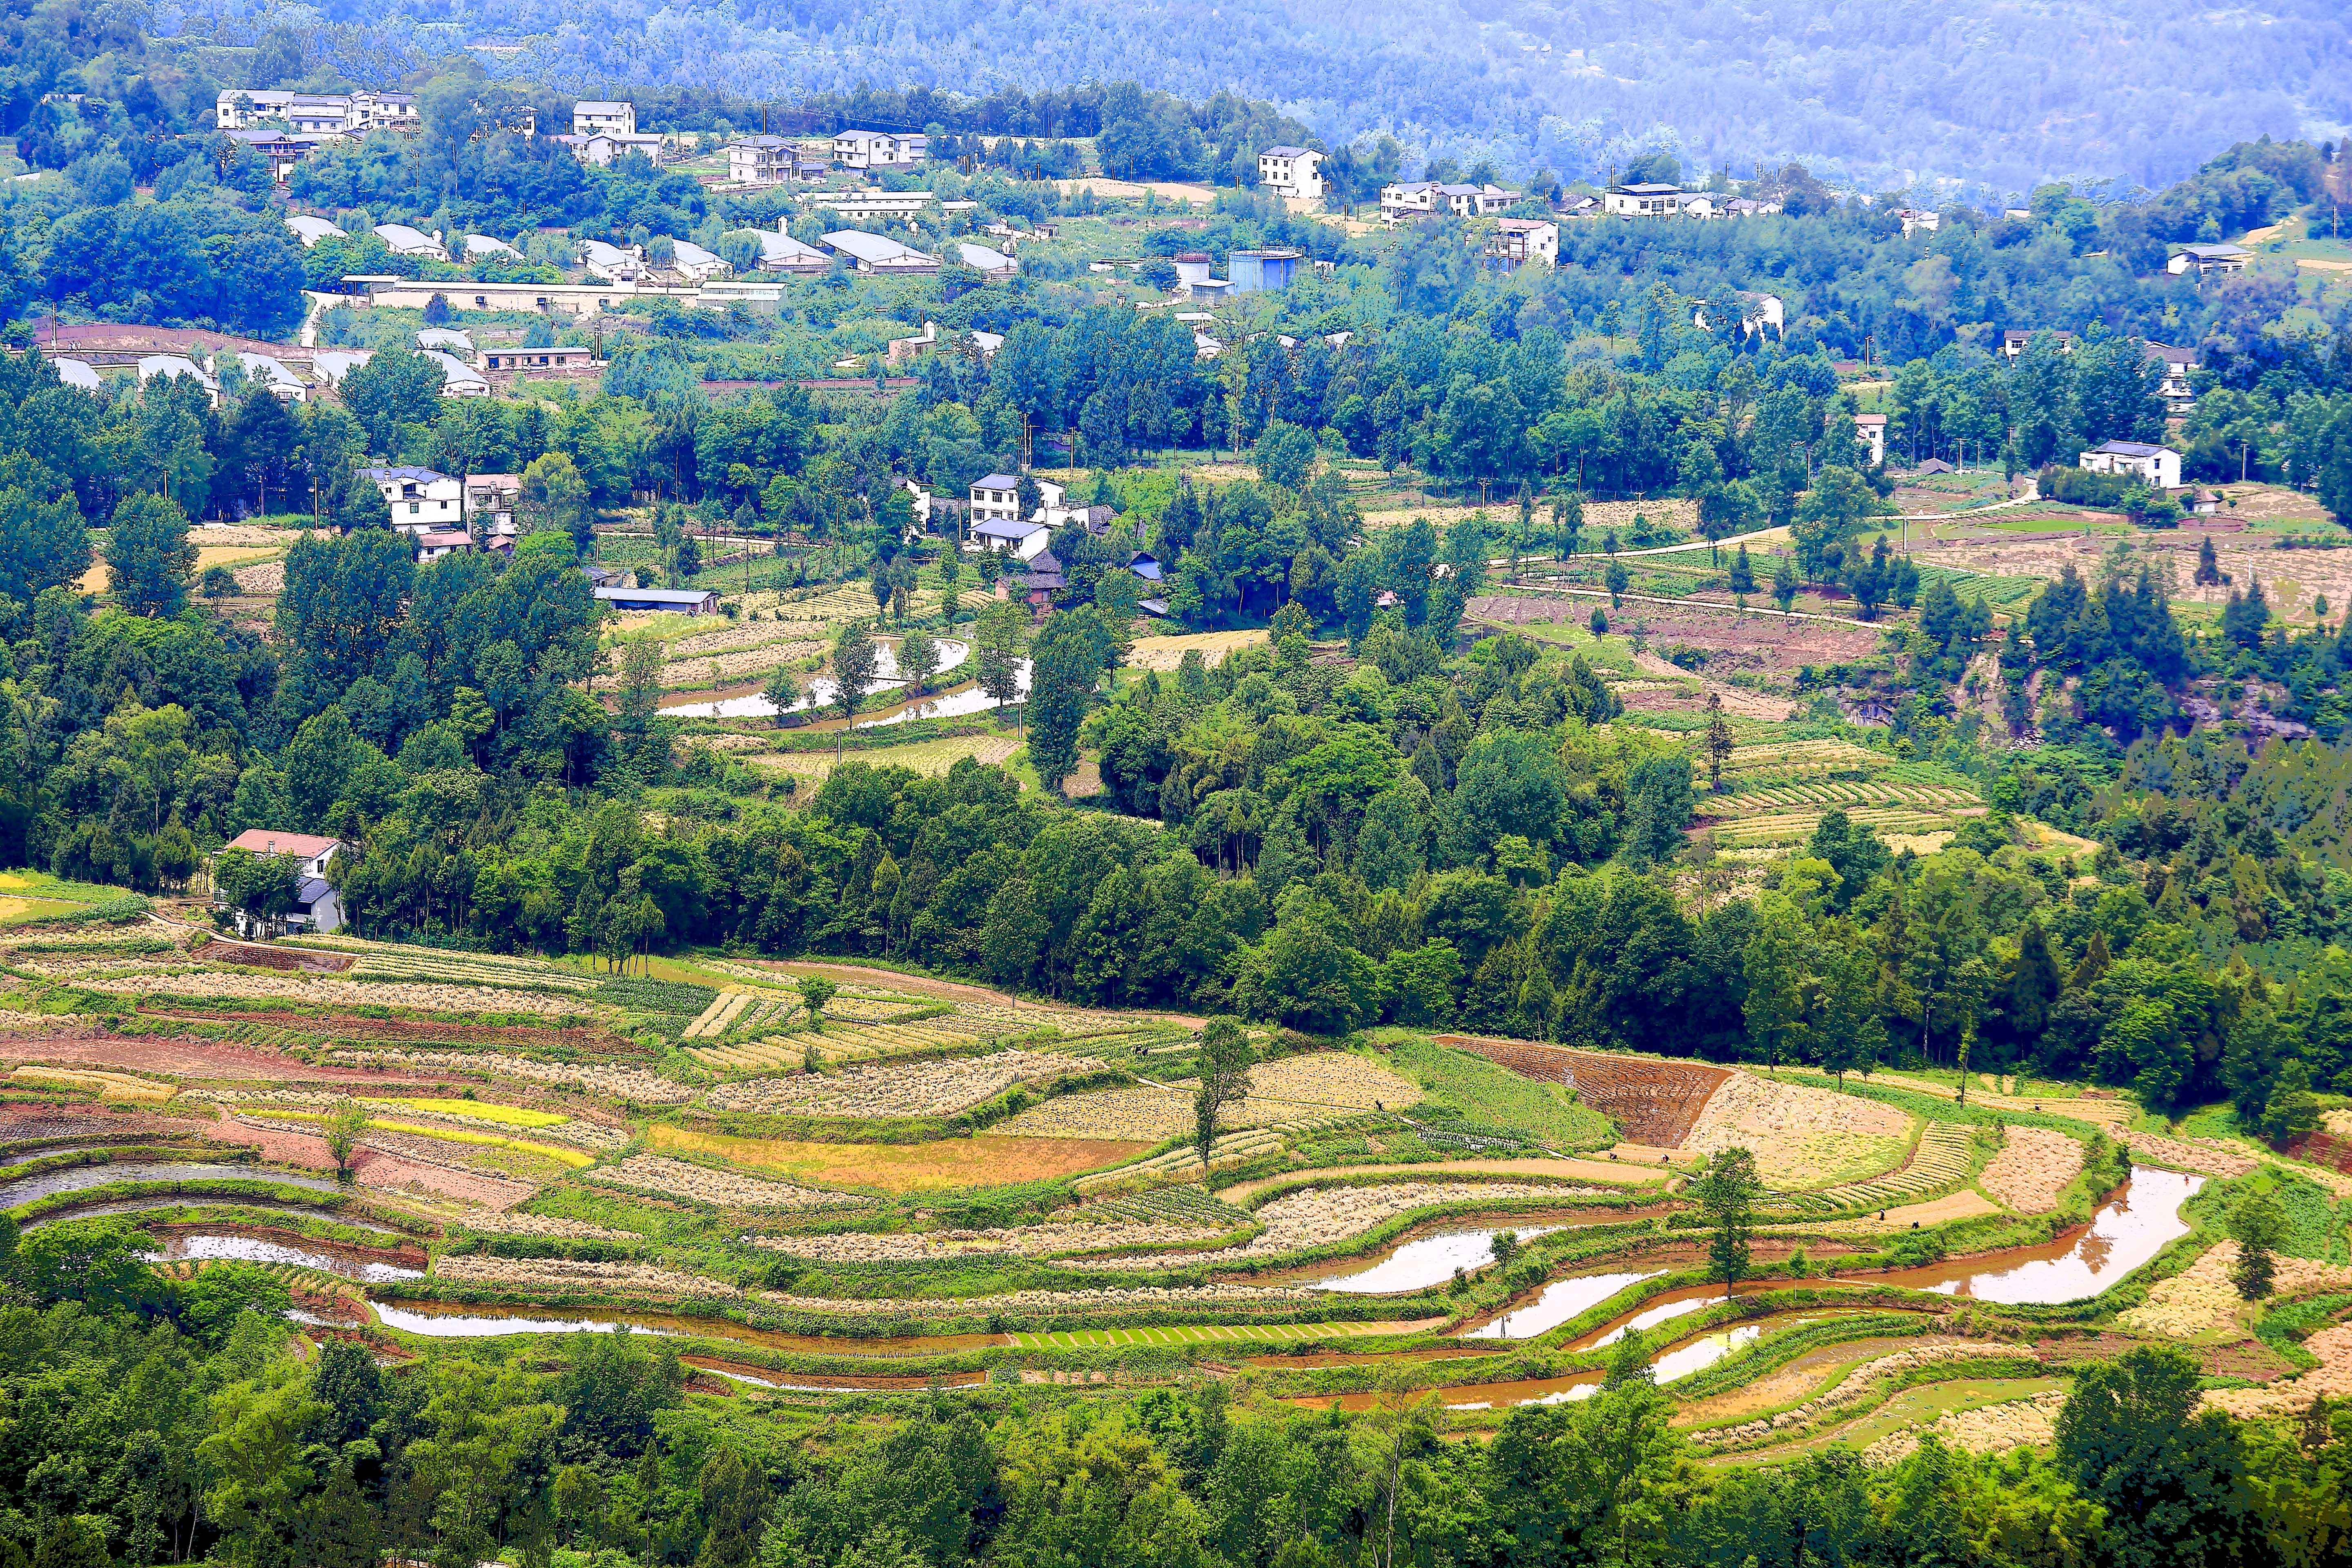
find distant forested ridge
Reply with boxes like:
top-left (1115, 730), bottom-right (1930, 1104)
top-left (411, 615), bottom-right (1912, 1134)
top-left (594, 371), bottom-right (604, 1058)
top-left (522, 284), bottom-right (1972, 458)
top-left (180, 0), bottom-right (2352, 192)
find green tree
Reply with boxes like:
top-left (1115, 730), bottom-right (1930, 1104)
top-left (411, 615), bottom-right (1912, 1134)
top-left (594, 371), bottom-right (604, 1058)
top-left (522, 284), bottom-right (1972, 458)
top-left (1791, 466), bottom-right (1892, 579)
top-left (1254, 420), bottom-right (1317, 490)
top-left (213, 849), bottom-right (302, 934)
top-left (974, 601), bottom-right (1029, 718)
top-left (1192, 1016), bottom-right (1253, 1164)
top-left (762, 666), bottom-right (801, 726)
top-left (1604, 557), bottom-right (1629, 607)
top-left (520, 452), bottom-right (593, 548)
top-left (340, 350), bottom-right (444, 454)
top-left (2257, 1056), bottom-right (2321, 1147)
top-left (8, 1216), bottom-right (167, 1312)
top-left (2314, 402), bottom-right (2352, 527)
top-left (0, 487), bottom-right (91, 604)
top-left (1694, 1146), bottom-right (1761, 1294)
top-left (323, 1103), bottom-right (368, 1178)
top-left (1726, 544), bottom-right (1755, 601)
top-left (2055, 1344), bottom-right (2250, 1568)
top-left (831, 619), bottom-right (880, 739)
top-left (2228, 1190), bottom-right (2286, 1299)
top-left (106, 493), bottom-right (197, 616)
top-left (1703, 697), bottom-right (1733, 792)
top-left (329, 469), bottom-right (393, 532)
top-left (1027, 608), bottom-right (1104, 794)
top-left (695, 1449), bottom-right (768, 1568)
top-left (898, 627), bottom-right (940, 695)
top-left (797, 976), bottom-right (837, 1030)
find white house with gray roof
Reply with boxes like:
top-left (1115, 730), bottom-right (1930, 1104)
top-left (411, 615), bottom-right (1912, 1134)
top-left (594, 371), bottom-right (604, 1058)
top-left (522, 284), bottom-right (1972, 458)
top-left (1257, 145), bottom-right (1324, 200)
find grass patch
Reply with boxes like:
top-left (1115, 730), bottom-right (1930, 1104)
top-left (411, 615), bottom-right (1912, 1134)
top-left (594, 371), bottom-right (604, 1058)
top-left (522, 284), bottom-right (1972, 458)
top-left (596, 976), bottom-right (721, 1016)
top-left (2185, 1165), bottom-right (2348, 1263)
top-left (1372, 1033), bottom-right (1617, 1150)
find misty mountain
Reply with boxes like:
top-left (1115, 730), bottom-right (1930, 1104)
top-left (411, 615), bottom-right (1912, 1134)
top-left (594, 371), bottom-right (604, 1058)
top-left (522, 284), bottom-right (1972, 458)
top-left (248, 0), bottom-right (2348, 194)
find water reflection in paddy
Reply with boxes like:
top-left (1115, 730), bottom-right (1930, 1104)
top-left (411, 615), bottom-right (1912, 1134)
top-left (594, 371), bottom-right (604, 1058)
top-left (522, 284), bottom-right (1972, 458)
top-left (0, 1162), bottom-right (344, 1203)
top-left (1309, 1226), bottom-right (1566, 1294)
top-left (1838, 1167), bottom-right (2201, 1303)
top-left (153, 1233), bottom-right (425, 1283)
top-left (375, 1302), bottom-right (686, 1338)
top-left (371, 1299), bottom-right (1005, 1355)
top-left (1460, 1270), bottom-right (1666, 1340)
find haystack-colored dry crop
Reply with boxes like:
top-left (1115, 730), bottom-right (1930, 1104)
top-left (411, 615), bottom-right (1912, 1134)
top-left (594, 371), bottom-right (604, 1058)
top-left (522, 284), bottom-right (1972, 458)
top-left (588, 1153), bottom-right (858, 1209)
top-left (1680, 1071), bottom-right (1911, 1187)
top-left (1977, 1126), bottom-right (2084, 1214)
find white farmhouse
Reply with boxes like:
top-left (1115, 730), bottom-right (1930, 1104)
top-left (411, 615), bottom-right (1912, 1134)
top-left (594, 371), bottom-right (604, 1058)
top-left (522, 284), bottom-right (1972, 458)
top-left (2080, 440), bottom-right (2181, 491)
top-left (572, 100), bottom-right (636, 137)
top-left (361, 464), bottom-right (465, 531)
top-left (1257, 145), bottom-right (1324, 201)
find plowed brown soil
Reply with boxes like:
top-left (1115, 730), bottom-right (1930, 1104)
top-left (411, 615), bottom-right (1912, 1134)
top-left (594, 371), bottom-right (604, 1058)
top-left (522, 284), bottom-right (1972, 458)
top-left (1432, 1037), bottom-right (1730, 1145)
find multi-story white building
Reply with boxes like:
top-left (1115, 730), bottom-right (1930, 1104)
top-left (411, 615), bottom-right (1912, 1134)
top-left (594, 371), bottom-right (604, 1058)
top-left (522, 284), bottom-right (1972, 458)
top-left (728, 135), bottom-right (795, 183)
top-left (360, 465), bottom-right (466, 532)
top-left (1257, 145), bottom-right (1325, 201)
top-left (1853, 412), bottom-right (1888, 466)
top-left (2080, 441), bottom-right (2182, 491)
top-left (2145, 342), bottom-right (2200, 412)
top-left (1488, 218), bottom-right (1558, 269)
top-left (554, 131), bottom-right (664, 167)
top-left (572, 100), bottom-right (636, 137)
top-left (350, 91), bottom-right (417, 131)
top-left (216, 88), bottom-right (417, 134)
top-left (969, 474), bottom-right (1066, 524)
top-left (215, 831), bottom-right (345, 935)
top-left (217, 89), bottom-right (296, 129)
top-left (831, 129), bottom-right (925, 169)
top-left (1603, 181), bottom-right (1682, 216)
top-left (2001, 328), bottom-right (2078, 361)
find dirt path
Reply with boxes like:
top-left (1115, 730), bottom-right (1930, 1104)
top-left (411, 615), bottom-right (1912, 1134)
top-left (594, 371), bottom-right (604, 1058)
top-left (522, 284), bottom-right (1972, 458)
top-left (1216, 1157), bottom-right (1670, 1204)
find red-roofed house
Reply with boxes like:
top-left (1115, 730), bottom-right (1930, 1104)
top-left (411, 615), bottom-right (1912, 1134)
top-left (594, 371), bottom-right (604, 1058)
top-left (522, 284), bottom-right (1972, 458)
top-left (215, 831), bottom-right (346, 935)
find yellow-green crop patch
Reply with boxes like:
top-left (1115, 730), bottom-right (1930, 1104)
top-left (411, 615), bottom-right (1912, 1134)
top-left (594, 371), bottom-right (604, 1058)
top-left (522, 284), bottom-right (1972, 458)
top-left (242, 1107), bottom-right (596, 1168)
top-left (359, 1097), bottom-right (570, 1128)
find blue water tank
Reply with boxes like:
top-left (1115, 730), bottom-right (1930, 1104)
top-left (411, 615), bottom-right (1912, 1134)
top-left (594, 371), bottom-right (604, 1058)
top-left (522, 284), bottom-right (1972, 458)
top-left (1230, 250), bottom-right (1298, 294)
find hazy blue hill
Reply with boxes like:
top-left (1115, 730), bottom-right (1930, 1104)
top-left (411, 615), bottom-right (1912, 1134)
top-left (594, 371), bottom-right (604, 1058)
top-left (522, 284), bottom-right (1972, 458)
top-left (305, 0), bottom-right (2348, 191)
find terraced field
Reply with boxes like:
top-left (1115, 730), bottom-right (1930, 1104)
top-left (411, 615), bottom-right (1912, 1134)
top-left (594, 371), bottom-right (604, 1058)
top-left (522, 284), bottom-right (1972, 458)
top-left (1771, 1123), bottom-right (1978, 1214)
top-left (1696, 740), bottom-right (1988, 848)
top-left (16, 899), bottom-right (2302, 1491)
